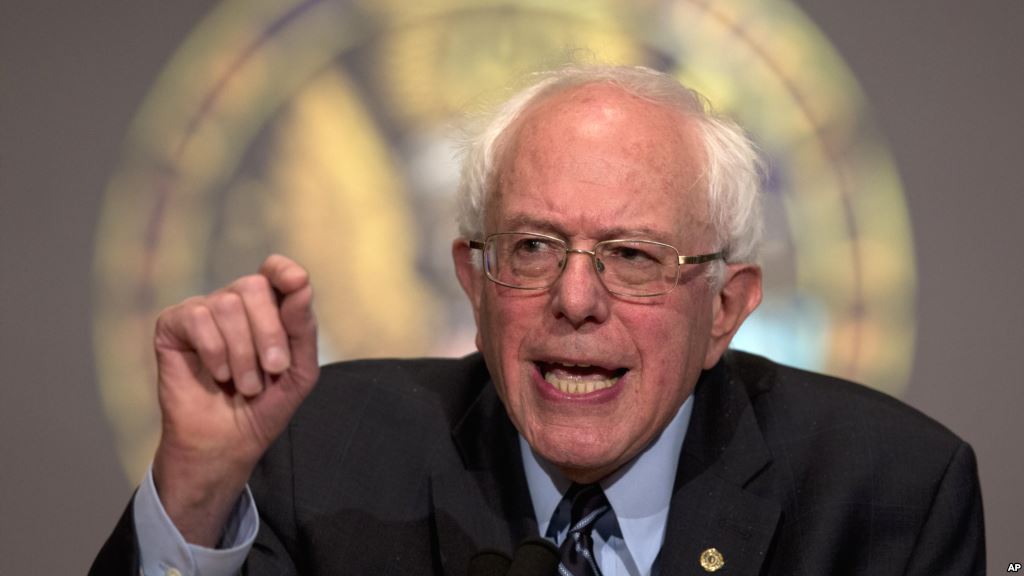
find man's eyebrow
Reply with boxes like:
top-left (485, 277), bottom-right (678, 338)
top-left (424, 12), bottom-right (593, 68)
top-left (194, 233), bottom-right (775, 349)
top-left (599, 226), bottom-right (675, 243)
top-left (501, 214), bottom-right (561, 234)
top-left (499, 214), bottom-right (675, 243)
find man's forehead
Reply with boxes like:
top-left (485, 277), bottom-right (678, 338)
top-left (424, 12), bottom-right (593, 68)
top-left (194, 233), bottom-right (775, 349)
top-left (489, 83), bottom-right (711, 239)
top-left (502, 84), bottom-right (706, 188)
top-left (516, 83), bottom-right (702, 147)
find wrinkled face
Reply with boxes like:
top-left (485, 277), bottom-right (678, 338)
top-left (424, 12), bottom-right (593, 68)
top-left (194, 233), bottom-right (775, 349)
top-left (456, 84), bottom-right (738, 482)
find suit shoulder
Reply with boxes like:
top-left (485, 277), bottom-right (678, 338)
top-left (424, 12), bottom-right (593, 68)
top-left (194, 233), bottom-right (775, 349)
top-left (260, 354), bottom-right (489, 495)
top-left (727, 350), bottom-right (967, 464)
top-left (295, 353), bottom-right (490, 432)
top-left (721, 353), bottom-right (984, 573)
top-left (251, 355), bottom-right (493, 552)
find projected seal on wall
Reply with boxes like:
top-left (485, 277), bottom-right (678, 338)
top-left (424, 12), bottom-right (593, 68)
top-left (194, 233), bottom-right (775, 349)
top-left (94, 0), bottom-right (915, 481)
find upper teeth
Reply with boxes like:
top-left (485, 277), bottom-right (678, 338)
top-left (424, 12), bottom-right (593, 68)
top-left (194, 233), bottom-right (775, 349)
top-left (543, 371), bottom-right (619, 395)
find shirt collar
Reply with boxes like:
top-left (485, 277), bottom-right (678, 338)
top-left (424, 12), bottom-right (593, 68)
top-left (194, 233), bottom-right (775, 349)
top-left (520, 394), bottom-right (694, 575)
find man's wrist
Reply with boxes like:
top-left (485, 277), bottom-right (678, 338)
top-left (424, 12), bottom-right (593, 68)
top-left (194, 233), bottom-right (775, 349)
top-left (135, 466), bottom-right (258, 576)
top-left (152, 443), bottom-right (254, 547)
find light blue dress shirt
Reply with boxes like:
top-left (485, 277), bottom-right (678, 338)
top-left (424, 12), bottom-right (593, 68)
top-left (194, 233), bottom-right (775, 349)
top-left (521, 395), bottom-right (693, 576)
top-left (134, 396), bottom-right (693, 576)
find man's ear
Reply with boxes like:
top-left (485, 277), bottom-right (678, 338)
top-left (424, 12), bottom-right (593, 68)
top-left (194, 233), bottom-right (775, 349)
top-left (452, 238), bottom-right (484, 319)
top-left (703, 263), bottom-right (763, 369)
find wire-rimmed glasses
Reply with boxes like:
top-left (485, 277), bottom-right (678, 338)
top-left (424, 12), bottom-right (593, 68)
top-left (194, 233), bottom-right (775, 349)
top-left (468, 231), bottom-right (724, 297)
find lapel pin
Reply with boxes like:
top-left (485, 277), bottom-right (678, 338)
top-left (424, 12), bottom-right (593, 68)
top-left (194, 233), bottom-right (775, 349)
top-left (700, 547), bottom-right (725, 572)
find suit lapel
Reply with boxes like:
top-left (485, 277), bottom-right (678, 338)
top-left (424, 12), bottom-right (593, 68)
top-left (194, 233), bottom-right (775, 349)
top-left (659, 354), bottom-right (781, 575)
top-left (431, 382), bottom-right (537, 575)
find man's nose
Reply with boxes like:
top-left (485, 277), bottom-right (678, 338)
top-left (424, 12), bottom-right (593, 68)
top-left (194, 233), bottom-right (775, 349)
top-left (549, 249), bottom-right (610, 328)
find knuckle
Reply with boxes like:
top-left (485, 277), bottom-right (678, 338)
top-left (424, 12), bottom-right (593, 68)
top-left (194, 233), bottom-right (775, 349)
top-left (209, 291), bottom-right (243, 315)
top-left (157, 296), bottom-right (199, 324)
top-left (154, 306), bottom-right (175, 329)
top-left (185, 303), bottom-right (212, 327)
top-left (233, 274), bottom-right (271, 295)
top-left (197, 333), bottom-right (226, 358)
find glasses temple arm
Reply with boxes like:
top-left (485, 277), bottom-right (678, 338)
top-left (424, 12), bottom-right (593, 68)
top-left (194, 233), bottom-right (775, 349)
top-left (678, 251), bottom-right (726, 265)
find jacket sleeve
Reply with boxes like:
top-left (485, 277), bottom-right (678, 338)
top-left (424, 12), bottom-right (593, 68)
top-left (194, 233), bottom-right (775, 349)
top-left (89, 496), bottom-right (141, 576)
top-left (89, 474), bottom-right (262, 576)
top-left (241, 421), bottom-right (301, 576)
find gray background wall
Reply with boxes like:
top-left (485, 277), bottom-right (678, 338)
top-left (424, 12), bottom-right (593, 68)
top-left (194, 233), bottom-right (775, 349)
top-left (1, 0), bottom-right (1021, 573)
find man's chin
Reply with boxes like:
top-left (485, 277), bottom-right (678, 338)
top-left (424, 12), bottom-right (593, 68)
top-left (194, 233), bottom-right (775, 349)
top-left (528, 436), bottom-right (626, 483)
top-left (550, 459), bottom-right (622, 485)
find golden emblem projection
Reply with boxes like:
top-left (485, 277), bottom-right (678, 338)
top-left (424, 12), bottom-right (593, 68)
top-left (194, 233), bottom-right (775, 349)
top-left (95, 0), bottom-right (915, 480)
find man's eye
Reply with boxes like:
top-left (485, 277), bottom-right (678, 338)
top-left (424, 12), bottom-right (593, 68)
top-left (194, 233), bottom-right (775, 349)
top-left (516, 238), bottom-right (556, 254)
top-left (608, 245), bottom-right (657, 263)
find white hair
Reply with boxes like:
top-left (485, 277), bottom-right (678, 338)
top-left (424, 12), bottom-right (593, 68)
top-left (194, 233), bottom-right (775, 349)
top-left (455, 65), bottom-right (765, 271)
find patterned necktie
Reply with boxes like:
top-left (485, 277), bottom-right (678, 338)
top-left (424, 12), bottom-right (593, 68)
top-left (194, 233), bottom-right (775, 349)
top-left (558, 483), bottom-right (611, 576)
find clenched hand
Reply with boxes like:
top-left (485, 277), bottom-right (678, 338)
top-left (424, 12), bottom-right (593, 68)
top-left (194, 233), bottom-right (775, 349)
top-left (151, 254), bottom-right (319, 546)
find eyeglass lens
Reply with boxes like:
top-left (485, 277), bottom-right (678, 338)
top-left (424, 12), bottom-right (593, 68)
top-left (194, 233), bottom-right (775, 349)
top-left (485, 233), bottom-right (679, 296)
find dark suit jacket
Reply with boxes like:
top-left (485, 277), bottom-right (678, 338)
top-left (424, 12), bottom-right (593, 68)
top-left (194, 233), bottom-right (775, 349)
top-left (91, 351), bottom-right (984, 575)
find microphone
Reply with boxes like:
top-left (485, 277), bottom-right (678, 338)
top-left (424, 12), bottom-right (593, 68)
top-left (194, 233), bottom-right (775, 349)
top-left (468, 538), bottom-right (560, 576)
top-left (506, 538), bottom-right (559, 576)
top-left (467, 549), bottom-right (511, 576)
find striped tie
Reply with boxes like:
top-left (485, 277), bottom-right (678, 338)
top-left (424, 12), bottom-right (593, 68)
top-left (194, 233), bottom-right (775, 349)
top-left (558, 484), bottom-right (611, 576)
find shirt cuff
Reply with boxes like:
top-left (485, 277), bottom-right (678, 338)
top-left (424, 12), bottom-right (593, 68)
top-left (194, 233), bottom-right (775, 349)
top-left (133, 466), bottom-right (258, 576)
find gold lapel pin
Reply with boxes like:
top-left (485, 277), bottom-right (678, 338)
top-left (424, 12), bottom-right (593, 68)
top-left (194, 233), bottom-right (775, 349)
top-left (700, 547), bottom-right (725, 572)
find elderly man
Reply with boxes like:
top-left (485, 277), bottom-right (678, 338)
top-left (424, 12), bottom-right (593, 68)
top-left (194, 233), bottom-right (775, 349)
top-left (92, 66), bottom-right (983, 575)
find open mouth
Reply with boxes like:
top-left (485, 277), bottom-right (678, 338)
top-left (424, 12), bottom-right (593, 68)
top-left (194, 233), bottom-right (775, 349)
top-left (536, 361), bottom-right (629, 395)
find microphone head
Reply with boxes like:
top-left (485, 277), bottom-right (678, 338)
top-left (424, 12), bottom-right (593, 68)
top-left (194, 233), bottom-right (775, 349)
top-left (506, 538), bottom-right (559, 576)
top-left (467, 549), bottom-right (512, 576)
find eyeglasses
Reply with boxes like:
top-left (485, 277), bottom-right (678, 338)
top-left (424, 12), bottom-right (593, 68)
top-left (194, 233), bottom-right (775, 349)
top-left (468, 231), bottom-right (724, 297)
